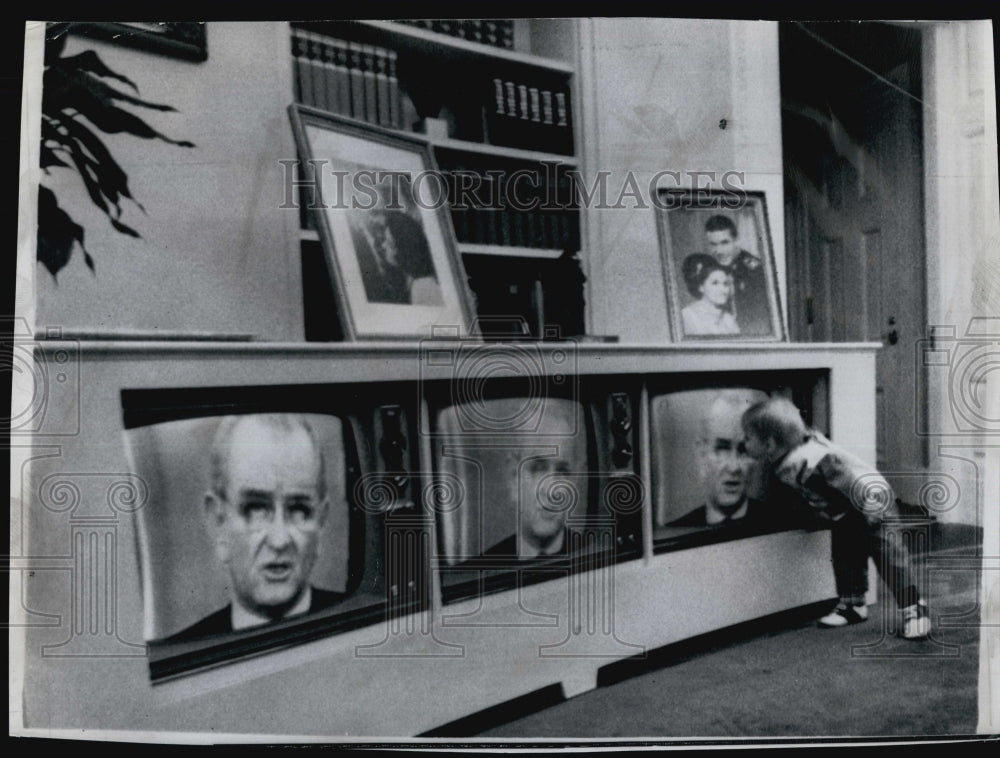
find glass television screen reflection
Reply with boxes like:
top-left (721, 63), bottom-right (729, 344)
top-left (431, 392), bottom-right (642, 602)
top-left (651, 386), bottom-right (781, 544)
top-left (122, 386), bottom-right (421, 681)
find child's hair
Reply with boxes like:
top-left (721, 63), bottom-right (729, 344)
top-left (741, 396), bottom-right (808, 451)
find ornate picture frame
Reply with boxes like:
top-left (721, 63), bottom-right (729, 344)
top-left (289, 106), bottom-right (478, 340)
top-left (654, 189), bottom-right (785, 342)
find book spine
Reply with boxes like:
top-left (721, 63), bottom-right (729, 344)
top-left (498, 20), bottom-right (515, 49)
top-left (347, 40), bottom-right (366, 120)
top-left (290, 27), bottom-right (308, 104)
top-left (504, 80), bottom-right (518, 147)
top-left (529, 87), bottom-right (541, 127)
top-left (541, 89), bottom-right (554, 153)
top-left (301, 30), bottom-right (321, 108)
top-left (499, 207), bottom-right (514, 247)
top-left (555, 90), bottom-right (572, 154)
top-left (374, 46), bottom-right (391, 126)
top-left (308, 31), bottom-right (330, 111)
top-left (483, 205), bottom-right (498, 247)
top-left (329, 39), bottom-right (351, 115)
top-left (387, 49), bottom-right (401, 129)
top-left (483, 20), bottom-right (499, 48)
top-left (463, 19), bottom-right (483, 44)
top-left (312, 33), bottom-right (331, 112)
top-left (361, 44), bottom-right (378, 124)
top-left (485, 77), bottom-right (505, 146)
top-left (517, 83), bottom-right (530, 149)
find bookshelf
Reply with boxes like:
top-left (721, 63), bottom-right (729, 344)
top-left (290, 19), bottom-right (584, 341)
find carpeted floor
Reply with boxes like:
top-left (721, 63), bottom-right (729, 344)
top-left (470, 527), bottom-right (984, 739)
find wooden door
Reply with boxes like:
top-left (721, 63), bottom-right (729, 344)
top-left (781, 22), bottom-right (927, 487)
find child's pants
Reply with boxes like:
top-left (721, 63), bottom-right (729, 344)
top-left (830, 501), bottom-right (922, 609)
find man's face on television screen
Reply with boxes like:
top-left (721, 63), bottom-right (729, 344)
top-left (211, 417), bottom-right (327, 619)
top-left (698, 404), bottom-right (752, 509)
top-left (519, 455), bottom-right (573, 545)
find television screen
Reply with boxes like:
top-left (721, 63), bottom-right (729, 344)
top-left (651, 387), bottom-right (774, 538)
top-left (126, 413), bottom-right (353, 643)
top-left (650, 380), bottom-right (828, 550)
top-left (431, 390), bottom-right (642, 602)
top-left (122, 386), bottom-right (423, 680)
top-left (436, 396), bottom-right (587, 560)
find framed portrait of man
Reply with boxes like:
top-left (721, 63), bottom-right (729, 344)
top-left (654, 189), bottom-right (786, 342)
top-left (288, 106), bottom-right (478, 340)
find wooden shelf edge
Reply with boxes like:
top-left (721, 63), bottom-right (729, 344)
top-left (355, 20), bottom-right (575, 74)
top-left (459, 244), bottom-right (566, 259)
top-left (433, 137), bottom-right (576, 165)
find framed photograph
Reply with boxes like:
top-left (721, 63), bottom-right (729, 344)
top-left (288, 106), bottom-right (478, 340)
top-left (654, 189), bottom-right (785, 341)
top-left (67, 22), bottom-right (208, 62)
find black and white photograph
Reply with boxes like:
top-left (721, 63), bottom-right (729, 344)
top-left (655, 190), bottom-right (785, 341)
top-left (289, 107), bottom-right (476, 339)
top-left (7, 14), bottom-right (998, 748)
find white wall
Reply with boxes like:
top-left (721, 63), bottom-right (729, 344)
top-left (576, 19), bottom-right (785, 341)
top-left (32, 22), bottom-right (303, 341)
top-left (922, 21), bottom-right (1000, 526)
top-left (28, 20), bottom-right (788, 345)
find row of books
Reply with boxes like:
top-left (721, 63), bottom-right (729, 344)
top-left (485, 78), bottom-right (574, 155)
top-left (297, 185), bottom-right (580, 254)
top-left (290, 27), bottom-right (575, 156)
top-left (291, 26), bottom-right (406, 129)
top-left (446, 161), bottom-right (579, 250)
top-left (393, 19), bottom-right (515, 49)
top-left (452, 207), bottom-right (581, 252)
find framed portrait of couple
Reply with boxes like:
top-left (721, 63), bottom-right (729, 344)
top-left (289, 106), bottom-right (477, 340)
top-left (654, 189), bottom-right (786, 342)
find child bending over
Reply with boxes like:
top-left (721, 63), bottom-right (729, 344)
top-left (741, 397), bottom-right (930, 639)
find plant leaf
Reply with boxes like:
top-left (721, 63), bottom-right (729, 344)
top-left (59, 50), bottom-right (138, 92)
top-left (61, 139), bottom-right (111, 215)
top-left (60, 114), bottom-right (138, 208)
top-left (37, 184), bottom-right (87, 277)
top-left (59, 78), bottom-right (195, 146)
top-left (38, 35), bottom-right (196, 276)
top-left (109, 217), bottom-right (141, 237)
top-left (63, 66), bottom-right (178, 112)
top-left (40, 143), bottom-right (70, 170)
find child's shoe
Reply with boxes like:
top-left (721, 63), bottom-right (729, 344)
top-left (902, 602), bottom-right (930, 639)
top-left (818, 602), bottom-right (868, 627)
